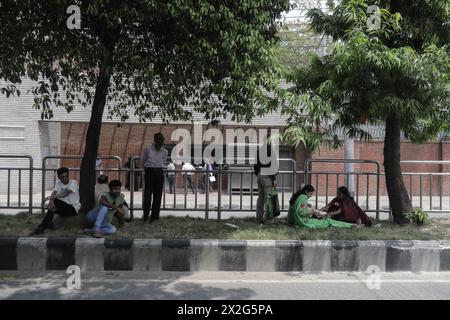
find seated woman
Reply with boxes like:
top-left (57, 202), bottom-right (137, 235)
top-left (288, 185), bottom-right (363, 229)
top-left (321, 186), bottom-right (372, 226)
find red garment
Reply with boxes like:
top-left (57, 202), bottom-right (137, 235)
top-left (327, 197), bottom-right (372, 226)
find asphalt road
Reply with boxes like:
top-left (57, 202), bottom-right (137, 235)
top-left (1, 271), bottom-right (450, 300)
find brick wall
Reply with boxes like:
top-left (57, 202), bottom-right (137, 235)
top-left (308, 141), bottom-right (450, 197)
top-left (61, 122), bottom-right (450, 197)
top-left (60, 122), bottom-right (285, 189)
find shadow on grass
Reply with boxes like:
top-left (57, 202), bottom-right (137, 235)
top-left (1, 213), bottom-right (449, 240)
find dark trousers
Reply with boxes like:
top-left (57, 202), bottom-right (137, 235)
top-left (39, 198), bottom-right (77, 229)
top-left (184, 175), bottom-right (196, 193)
top-left (167, 176), bottom-right (175, 194)
top-left (143, 167), bottom-right (164, 221)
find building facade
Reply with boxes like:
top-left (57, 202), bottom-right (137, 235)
top-left (1, 77), bottom-right (450, 196)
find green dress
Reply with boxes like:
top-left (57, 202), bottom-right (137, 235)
top-left (288, 194), bottom-right (353, 229)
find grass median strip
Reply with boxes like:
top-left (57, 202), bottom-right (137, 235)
top-left (1, 213), bottom-right (449, 240)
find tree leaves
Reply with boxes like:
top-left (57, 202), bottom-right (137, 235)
top-left (0, 0), bottom-right (290, 125)
top-left (281, 0), bottom-right (450, 150)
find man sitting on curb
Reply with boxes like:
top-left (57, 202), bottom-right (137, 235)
top-left (95, 174), bottom-right (131, 226)
top-left (85, 179), bottom-right (128, 238)
top-left (31, 167), bottom-right (80, 235)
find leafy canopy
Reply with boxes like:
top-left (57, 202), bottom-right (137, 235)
top-left (281, 0), bottom-right (449, 149)
top-left (0, 0), bottom-right (290, 123)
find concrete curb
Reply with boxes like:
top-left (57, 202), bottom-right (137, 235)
top-left (1, 238), bottom-right (450, 272)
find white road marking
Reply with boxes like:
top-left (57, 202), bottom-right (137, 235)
top-left (3, 279), bottom-right (450, 284)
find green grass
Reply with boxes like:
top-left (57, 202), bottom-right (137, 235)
top-left (1, 212), bottom-right (449, 240)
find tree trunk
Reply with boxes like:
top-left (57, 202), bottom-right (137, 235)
top-left (79, 46), bottom-right (114, 214)
top-left (383, 115), bottom-right (412, 224)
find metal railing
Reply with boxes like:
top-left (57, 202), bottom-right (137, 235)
top-left (0, 155), bottom-right (33, 214)
top-left (128, 157), bottom-right (296, 221)
top-left (398, 160), bottom-right (450, 213)
top-left (2, 154), bottom-right (450, 220)
top-left (305, 159), bottom-right (381, 219)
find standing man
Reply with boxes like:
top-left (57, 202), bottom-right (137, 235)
top-left (182, 161), bottom-right (196, 194)
top-left (142, 132), bottom-right (168, 223)
top-left (201, 157), bottom-right (214, 193)
top-left (166, 161), bottom-right (176, 194)
top-left (254, 136), bottom-right (278, 224)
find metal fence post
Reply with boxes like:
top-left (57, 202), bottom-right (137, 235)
top-left (41, 157), bottom-right (46, 215)
top-left (375, 161), bottom-right (380, 220)
top-left (205, 165), bottom-right (210, 219)
top-left (129, 156), bottom-right (139, 221)
top-left (304, 159), bottom-right (310, 185)
top-left (218, 164), bottom-right (222, 221)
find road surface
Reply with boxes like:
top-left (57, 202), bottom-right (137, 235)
top-left (1, 271), bottom-right (449, 300)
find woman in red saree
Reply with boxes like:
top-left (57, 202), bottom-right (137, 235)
top-left (322, 186), bottom-right (372, 226)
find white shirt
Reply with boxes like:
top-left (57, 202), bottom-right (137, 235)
top-left (142, 144), bottom-right (168, 168)
top-left (53, 179), bottom-right (81, 212)
top-left (167, 163), bottom-right (175, 176)
top-left (94, 183), bottom-right (109, 206)
top-left (182, 163), bottom-right (196, 176)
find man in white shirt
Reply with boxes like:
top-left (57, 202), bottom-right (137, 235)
top-left (201, 157), bottom-right (214, 193)
top-left (142, 132), bottom-right (168, 223)
top-left (31, 167), bottom-right (80, 235)
top-left (166, 162), bottom-right (176, 194)
top-left (182, 161), bottom-right (196, 194)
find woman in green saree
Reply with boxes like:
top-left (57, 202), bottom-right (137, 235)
top-left (287, 185), bottom-right (363, 229)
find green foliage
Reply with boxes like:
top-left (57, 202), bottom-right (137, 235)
top-left (274, 25), bottom-right (324, 77)
top-left (403, 208), bottom-right (429, 225)
top-left (280, 0), bottom-right (450, 150)
top-left (0, 0), bottom-right (290, 124)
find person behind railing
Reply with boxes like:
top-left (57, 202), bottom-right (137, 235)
top-left (182, 161), bottom-right (196, 194)
top-left (95, 174), bottom-right (109, 205)
top-left (85, 180), bottom-right (128, 238)
top-left (95, 158), bottom-right (103, 179)
top-left (200, 157), bottom-right (214, 194)
top-left (124, 157), bottom-right (140, 191)
top-left (321, 186), bottom-right (372, 226)
top-left (166, 161), bottom-right (176, 194)
top-left (254, 140), bottom-right (278, 224)
top-left (210, 150), bottom-right (218, 190)
top-left (288, 185), bottom-right (364, 229)
top-left (142, 132), bottom-right (167, 223)
top-left (31, 167), bottom-right (80, 235)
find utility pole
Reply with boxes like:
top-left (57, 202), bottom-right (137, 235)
top-left (344, 133), bottom-right (355, 195)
